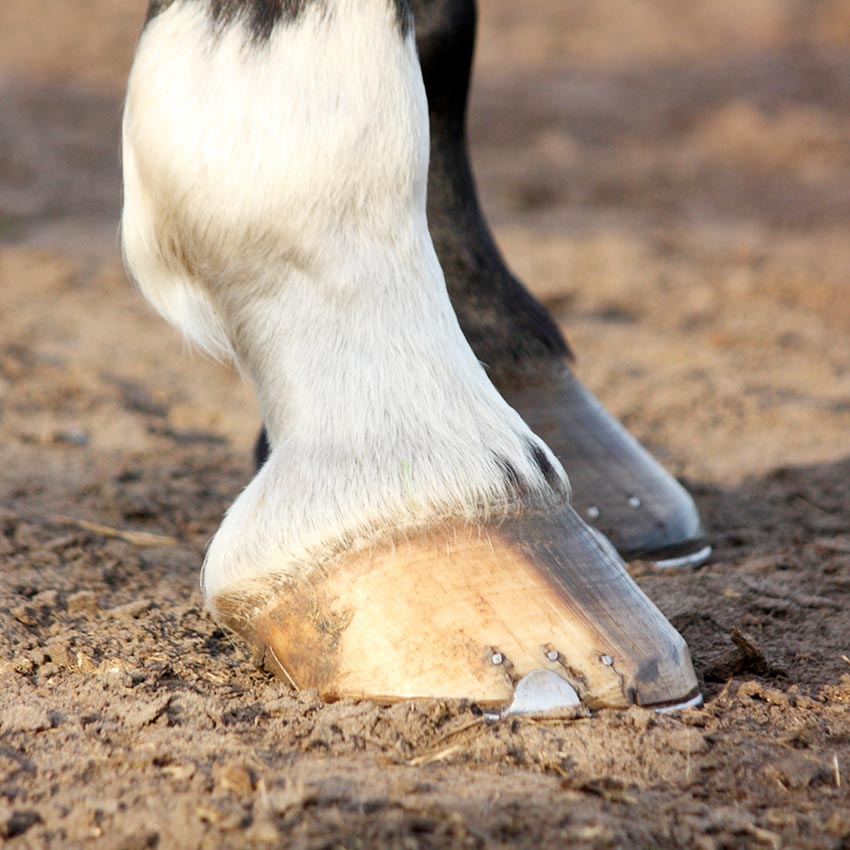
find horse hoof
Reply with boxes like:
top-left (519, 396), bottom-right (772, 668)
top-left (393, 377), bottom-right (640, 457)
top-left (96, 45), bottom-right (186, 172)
top-left (211, 506), bottom-right (700, 714)
top-left (501, 364), bottom-right (710, 567)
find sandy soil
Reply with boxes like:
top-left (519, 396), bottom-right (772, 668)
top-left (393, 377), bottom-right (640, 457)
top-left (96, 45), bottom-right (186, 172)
top-left (2, 2), bottom-right (849, 848)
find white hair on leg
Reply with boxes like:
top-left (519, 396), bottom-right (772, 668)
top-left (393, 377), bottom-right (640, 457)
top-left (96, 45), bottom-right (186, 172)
top-left (121, 0), bottom-right (570, 605)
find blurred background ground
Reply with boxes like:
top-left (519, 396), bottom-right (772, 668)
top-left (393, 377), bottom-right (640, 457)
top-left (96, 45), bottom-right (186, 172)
top-left (1, 2), bottom-right (849, 848)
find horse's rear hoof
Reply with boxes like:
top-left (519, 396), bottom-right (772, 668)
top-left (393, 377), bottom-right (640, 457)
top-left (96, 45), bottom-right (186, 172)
top-left (211, 507), bottom-right (700, 715)
top-left (501, 364), bottom-right (710, 567)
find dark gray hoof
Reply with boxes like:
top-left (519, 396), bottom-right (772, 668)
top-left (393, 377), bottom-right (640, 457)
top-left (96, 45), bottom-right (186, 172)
top-left (500, 363), bottom-right (709, 566)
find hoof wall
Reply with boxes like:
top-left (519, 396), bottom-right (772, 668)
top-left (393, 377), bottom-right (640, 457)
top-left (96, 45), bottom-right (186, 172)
top-left (212, 507), bottom-right (700, 713)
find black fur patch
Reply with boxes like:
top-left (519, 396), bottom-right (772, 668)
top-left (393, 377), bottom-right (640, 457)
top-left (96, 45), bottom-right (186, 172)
top-left (394, 0), bottom-right (413, 37)
top-left (145, 0), bottom-right (309, 39)
top-left (495, 454), bottom-right (525, 497)
top-left (254, 426), bottom-right (271, 470)
top-left (145, 0), bottom-right (173, 24)
top-left (213, 0), bottom-right (311, 40)
top-left (528, 441), bottom-right (566, 493)
top-left (494, 443), bottom-right (567, 501)
top-left (146, 0), bottom-right (412, 39)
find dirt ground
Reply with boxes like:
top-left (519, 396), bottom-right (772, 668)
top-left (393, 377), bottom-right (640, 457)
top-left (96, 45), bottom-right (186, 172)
top-left (1, 1), bottom-right (850, 848)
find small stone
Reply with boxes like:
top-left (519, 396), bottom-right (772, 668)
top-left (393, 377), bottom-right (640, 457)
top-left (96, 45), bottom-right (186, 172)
top-left (106, 599), bottom-right (152, 620)
top-left (43, 639), bottom-right (72, 669)
top-left (73, 650), bottom-right (97, 673)
top-left (68, 591), bottom-right (100, 616)
top-left (216, 763), bottom-right (255, 796)
top-left (11, 605), bottom-right (37, 627)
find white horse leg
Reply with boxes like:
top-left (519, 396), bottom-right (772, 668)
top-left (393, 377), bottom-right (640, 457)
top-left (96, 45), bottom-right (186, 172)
top-left (122, 0), bottom-right (698, 711)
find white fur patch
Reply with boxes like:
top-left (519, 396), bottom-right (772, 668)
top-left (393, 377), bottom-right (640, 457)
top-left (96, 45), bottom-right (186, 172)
top-left (122, 0), bottom-right (570, 604)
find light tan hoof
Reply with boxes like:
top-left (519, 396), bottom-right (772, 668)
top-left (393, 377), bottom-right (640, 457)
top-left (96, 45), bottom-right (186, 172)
top-left (213, 507), bottom-right (700, 713)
